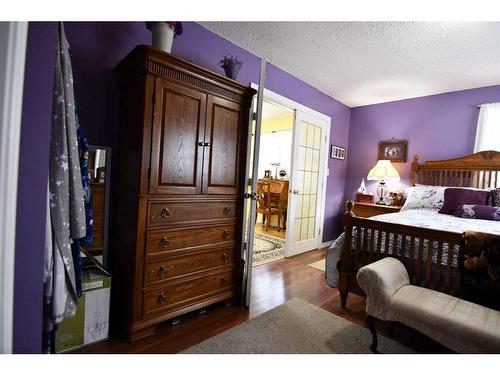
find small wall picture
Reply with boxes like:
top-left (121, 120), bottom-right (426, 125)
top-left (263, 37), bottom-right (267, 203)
top-left (331, 145), bottom-right (346, 160)
top-left (378, 139), bottom-right (408, 163)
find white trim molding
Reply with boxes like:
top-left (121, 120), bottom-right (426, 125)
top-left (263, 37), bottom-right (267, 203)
top-left (320, 240), bottom-right (335, 249)
top-left (0, 21), bottom-right (28, 354)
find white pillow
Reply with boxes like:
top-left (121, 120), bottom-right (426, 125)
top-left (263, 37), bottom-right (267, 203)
top-left (415, 183), bottom-right (491, 192)
top-left (401, 186), bottom-right (446, 211)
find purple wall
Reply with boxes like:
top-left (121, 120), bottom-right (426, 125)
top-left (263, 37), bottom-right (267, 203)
top-left (344, 85), bottom-right (500, 202)
top-left (15, 21), bottom-right (350, 352)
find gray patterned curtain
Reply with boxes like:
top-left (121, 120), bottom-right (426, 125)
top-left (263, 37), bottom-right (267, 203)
top-left (43, 22), bottom-right (86, 338)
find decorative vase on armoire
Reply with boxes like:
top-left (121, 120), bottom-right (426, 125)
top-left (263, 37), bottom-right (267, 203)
top-left (146, 22), bottom-right (183, 53)
top-left (111, 45), bottom-right (255, 341)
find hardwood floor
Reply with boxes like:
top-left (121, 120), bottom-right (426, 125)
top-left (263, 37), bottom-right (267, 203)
top-left (254, 222), bottom-right (286, 239)
top-left (75, 249), bottom-right (449, 354)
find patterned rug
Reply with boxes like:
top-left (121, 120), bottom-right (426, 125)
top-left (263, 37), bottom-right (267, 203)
top-left (253, 232), bottom-right (285, 266)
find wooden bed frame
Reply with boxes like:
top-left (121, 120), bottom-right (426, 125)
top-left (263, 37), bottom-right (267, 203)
top-left (338, 150), bottom-right (500, 308)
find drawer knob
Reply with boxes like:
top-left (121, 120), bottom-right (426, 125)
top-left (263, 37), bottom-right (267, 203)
top-left (158, 265), bottom-right (167, 277)
top-left (222, 252), bottom-right (229, 262)
top-left (160, 208), bottom-right (173, 219)
top-left (222, 229), bottom-right (231, 239)
top-left (221, 276), bottom-right (226, 285)
top-left (160, 237), bottom-right (169, 248)
top-left (157, 292), bottom-right (167, 305)
top-left (223, 206), bottom-right (232, 215)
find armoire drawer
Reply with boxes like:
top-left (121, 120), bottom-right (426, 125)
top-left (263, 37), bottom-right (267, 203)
top-left (143, 270), bottom-right (236, 316)
top-left (145, 223), bottom-right (236, 257)
top-left (144, 247), bottom-right (236, 285)
top-left (147, 200), bottom-right (238, 227)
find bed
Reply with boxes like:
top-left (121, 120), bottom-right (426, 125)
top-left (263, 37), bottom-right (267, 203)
top-left (326, 151), bottom-right (500, 308)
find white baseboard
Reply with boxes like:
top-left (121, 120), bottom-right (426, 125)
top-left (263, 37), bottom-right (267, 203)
top-left (320, 240), bottom-right (334, 249)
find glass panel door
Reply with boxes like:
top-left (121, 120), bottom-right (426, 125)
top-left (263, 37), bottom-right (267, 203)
top-left (286, 110), bottom-right (326, 256)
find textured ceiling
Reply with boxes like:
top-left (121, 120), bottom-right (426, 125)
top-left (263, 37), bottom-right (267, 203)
top-left (199, 22), bottom-right (500, 107)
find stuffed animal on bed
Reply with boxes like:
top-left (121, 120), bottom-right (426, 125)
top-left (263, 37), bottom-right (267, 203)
top-left (463, 231), bottom-right (500, 282)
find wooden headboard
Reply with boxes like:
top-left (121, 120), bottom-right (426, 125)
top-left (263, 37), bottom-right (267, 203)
top-left (411, 151), bottom-right (500, 188)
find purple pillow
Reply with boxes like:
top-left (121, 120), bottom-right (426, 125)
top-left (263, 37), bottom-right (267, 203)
top-left (439, 188), bottom-right (490, 215)
top-left (455, 204), bottom-right (500, 221)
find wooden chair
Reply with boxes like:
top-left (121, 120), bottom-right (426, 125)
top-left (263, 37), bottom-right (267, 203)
top-left (268, 181), bottom-right (288, 230)
top-left (256, 181), bottom-right (281, 231)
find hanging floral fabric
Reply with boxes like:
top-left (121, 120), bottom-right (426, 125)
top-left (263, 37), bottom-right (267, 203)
top-left (72, 126), bottom-right (93, 298)
top-left (76, 126), bottom-right (93, 248)
top-left (43, 22), bottom-right (86, 352)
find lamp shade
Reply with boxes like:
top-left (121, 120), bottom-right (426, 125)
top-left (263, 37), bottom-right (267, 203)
top-left (367, 160), bottom-right (400, 181)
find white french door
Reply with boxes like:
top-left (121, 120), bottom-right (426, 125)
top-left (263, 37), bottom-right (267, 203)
top-left (240, 61), bottom-right (266, 307)
top-left (285, 110), bottom-right (328, 256)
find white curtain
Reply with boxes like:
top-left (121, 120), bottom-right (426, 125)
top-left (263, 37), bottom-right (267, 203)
top-left (474, 102), bottom-right (500, 152)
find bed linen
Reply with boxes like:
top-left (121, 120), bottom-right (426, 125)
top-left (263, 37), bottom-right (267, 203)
top-left (325, 209), bottom-right (500, 288)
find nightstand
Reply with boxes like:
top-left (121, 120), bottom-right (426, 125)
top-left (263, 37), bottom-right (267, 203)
top-left (352, 201), bottom-right (402, 218)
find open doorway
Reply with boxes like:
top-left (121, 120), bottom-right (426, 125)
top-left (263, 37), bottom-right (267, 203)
top-left (241, 83), bottom-right (331, 306)
top-left (252, 101), bottom-right (294, 266)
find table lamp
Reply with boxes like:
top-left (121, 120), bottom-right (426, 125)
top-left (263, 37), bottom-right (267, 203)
top-left (367, 160), bottom-right (400, 205)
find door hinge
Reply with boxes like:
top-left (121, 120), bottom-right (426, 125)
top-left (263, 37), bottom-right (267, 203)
top-left (243, 242), bottom-right (247, 251)
top-left (252, 112), bottom-right (257, 121)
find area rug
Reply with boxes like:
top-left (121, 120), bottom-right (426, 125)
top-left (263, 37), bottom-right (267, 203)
top-left (252, 232), bottom-right (285, 266)
top-left (182, 298), bottom-right (413, 354)
top-left (307, 259), bottom-right (325, 272)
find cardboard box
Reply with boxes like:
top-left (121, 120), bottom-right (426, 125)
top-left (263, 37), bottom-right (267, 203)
top-left (55, 259), bottom-right (111, 353)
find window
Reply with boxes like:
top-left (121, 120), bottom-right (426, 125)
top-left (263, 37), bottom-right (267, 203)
top-left (474, 102), bottom-right (500, 152)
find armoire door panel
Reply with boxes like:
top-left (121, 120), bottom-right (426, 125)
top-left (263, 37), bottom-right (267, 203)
top-left (150, 79), bottom-right (206, 195)
top-left (203, 95), bottom-right (246, 195)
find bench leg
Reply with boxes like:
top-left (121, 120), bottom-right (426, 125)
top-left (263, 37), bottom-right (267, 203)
top-left (366, 315), bottom-right (379, 353)
top-left (340, 291), bottom-right (348, 308)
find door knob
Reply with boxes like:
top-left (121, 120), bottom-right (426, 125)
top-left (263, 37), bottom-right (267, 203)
top-left (244, 192), bottom-right (257, 200)
top-left (292, 189), bottom-right (299, 195)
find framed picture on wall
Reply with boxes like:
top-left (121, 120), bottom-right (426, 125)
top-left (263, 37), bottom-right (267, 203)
top-left (331, 145), bottom-right (346, 160)
top-left (378, 139), bottom-right (408, 162)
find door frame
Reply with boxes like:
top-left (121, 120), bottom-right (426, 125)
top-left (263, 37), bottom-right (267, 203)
top-left (0, 21), bottom-right (28, 354)
top-left (250, 83), bottom-right (331, 254)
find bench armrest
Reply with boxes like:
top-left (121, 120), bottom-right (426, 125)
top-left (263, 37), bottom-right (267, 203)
top-left (356, 257), bottom-right (410, 320)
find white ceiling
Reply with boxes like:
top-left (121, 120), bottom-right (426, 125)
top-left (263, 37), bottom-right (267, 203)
top-left (199, 22), bottom-right (500, 107)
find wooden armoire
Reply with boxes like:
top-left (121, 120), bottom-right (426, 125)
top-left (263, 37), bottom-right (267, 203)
top-left (112, 45), bottom-right (255, 341)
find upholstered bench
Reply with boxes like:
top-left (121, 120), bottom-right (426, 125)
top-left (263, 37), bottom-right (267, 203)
top-left (356, 257), bottom-right (500, 353)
